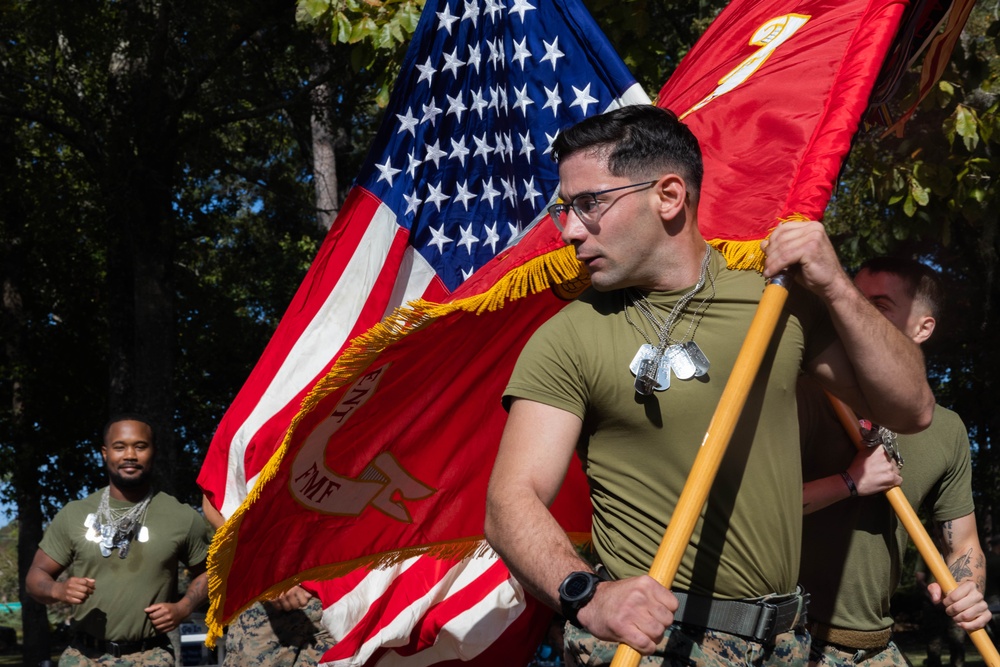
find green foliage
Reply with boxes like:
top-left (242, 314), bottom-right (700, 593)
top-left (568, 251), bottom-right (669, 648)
top-left (0, 0), bottom-right (348, 507)
top-left (297, 0), bottom-right (424, 106)
top-left (0, 521), bottom-right (17, 604)
top-left (294, 0), bottom-right (729, 107)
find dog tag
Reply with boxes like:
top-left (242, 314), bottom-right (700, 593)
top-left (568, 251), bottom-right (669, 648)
top-left (138, 526), bottom-right (149, 542)
top-left (666, 345), bottom-right (696, 380)
top-left (84, 513), bottom-right (95, 529)
top-left (684, 341), bottom-right (710, 376)
top-left (630, 345), bottom-right (669, 393)
top-left (629, 344), bottom-right (655, 375)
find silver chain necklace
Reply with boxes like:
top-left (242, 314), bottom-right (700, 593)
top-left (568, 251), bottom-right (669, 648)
top-left (625, 244), bottom-right (715, 395)
top-left (84, 487), bottom-right (153, 558)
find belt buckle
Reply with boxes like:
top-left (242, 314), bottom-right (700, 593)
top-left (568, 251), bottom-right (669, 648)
top-left (757, 595), bottom-right (806, 643)
top-left (753, 601), bottom-right (779, 642)
top-left (107, 640), bottom-right (122, 658)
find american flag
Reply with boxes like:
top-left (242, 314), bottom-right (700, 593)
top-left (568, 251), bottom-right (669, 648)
top-left (358, 0), bottom-right (646, 289)
top-left (200, 0), bottom-right (646, 664)
top-left (197, 0), bottom-right (647, 521)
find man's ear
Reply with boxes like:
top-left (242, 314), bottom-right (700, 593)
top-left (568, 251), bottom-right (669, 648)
top-left (656, 174), bottom-right (687, 222)
top-left (912, 315), bottom-right (936, 345)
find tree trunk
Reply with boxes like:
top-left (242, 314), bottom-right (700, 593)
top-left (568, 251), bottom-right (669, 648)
top-left (311, 38), bottom-right (338, 232)
top-left (104, 166), bottom-right (178, 496)
top-left (102, 59), bottom-right (179, 492)
top-left (4, 278), bottom-right (52, 665)
top-left (18, 500), bottom-right (52, 667)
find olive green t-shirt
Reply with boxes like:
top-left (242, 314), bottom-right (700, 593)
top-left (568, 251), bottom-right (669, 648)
top-left (505, 249), bottom-right (836, 599)
top-left (39, 489), bottom-right (211, 642)
top-left (799, 378), bottom-right (974, 631)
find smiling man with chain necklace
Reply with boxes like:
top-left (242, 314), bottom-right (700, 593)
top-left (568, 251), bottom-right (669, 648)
top-left (484, 104), bottom-right (936, 667)
top-left (27, 414), bottom-right (211, 666)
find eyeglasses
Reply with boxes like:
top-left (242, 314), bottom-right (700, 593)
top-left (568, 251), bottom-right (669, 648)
top-left (548, 180), bottom-right (657, 231)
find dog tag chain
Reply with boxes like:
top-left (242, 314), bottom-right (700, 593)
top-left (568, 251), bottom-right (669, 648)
top-left (624, 246), bottom-right (715, 395)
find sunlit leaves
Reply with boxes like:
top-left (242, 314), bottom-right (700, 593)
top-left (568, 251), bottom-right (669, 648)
top-left (295, 0), bottom-right (728, 108)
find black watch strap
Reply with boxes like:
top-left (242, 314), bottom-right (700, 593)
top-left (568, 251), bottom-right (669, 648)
top-left (558, 571), bottom-right (601, 628)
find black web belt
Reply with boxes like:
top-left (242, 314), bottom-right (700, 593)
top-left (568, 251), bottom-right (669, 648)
top-left (671, 588), bottom-right (809, 643)
top-left (71, 632), bottom-right (171, 658)
top-left (593, 565), bottom-right (808, 643)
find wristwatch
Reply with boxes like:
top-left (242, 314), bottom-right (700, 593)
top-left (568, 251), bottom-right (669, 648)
top-left (558, 571), bottom-right (601, 628)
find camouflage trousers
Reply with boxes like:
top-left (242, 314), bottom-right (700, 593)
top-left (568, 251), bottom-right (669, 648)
top-left (807, 639), bottom-right (912, 667)
top-left (564, 621), bottom-right (810, 666)
top-left (58, 645), bottom-right (174, 667)
top-left (223, 595), bottom-right (333, 667)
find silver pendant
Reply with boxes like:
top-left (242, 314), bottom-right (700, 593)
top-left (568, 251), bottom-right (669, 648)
top-left (629, 344), bottom-right (670, 393)
top-left (138, 526), bottom-right (149, 542)
top-left (683, 341), bottom-right (710, 376)
top-left (100, 525), bottom-right (115, 557)
top-left (634, 357), bottom-right (659, 395)
top-left (84, 513), bottom-right (95, 529)
top-left (666, 344), bottom-right (697, 380)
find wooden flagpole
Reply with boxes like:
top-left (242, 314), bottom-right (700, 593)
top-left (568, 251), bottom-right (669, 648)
top-left (611, 277), bottom-right (790, 667)
top-left (824, 393), bottom-right (1000, 667)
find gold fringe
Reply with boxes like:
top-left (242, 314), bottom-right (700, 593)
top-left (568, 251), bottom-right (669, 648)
top-left (707, 214), bottom-right (814, 273)
top-left (707, 238), bottom-right (766, 273)
top-left (205, 244), bottom-right (585, 644)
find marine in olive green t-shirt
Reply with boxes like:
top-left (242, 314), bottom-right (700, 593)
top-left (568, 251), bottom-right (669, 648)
top-left (799, 377), bottom-right (974, 632)
top-left (505, 248), bottom-right (836, 600)
top-left (39, 489), bottom-right (211, 642)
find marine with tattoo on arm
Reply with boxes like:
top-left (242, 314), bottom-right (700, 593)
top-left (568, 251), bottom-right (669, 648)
top-left (799, 257), bottom-right (990, 667)
top-left (484, 106), bottom-right (934, 667)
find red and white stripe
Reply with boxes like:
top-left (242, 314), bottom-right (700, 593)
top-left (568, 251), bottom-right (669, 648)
top-left (199, 188), bottom-right (447, 519)
top-left (311, 550), bottom-right (538, 667)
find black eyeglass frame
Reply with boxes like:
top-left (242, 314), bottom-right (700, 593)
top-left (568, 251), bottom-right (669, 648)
top-left (547, 180), bottom-right (658, 231)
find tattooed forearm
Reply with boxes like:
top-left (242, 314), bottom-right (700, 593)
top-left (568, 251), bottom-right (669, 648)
top-left (948, 549), bottom-right (974, 583)
top-left (941, 520), bottom-right (955, 549)
top-left (183, 573), bottom-right (208, 608)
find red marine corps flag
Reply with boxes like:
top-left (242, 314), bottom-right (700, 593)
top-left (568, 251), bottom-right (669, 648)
top-left (202, 0), bottom-right (974, 664)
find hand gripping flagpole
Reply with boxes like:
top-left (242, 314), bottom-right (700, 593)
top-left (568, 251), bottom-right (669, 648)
top-left (823, 393), bottom-right (1000, 667)
top-left (611, 274), bottom-right (792, 667)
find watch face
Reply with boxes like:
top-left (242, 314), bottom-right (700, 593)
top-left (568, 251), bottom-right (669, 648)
top-left (562, 572), bottom-right (596, 601)
top-left (564, 574), bottom-right (589, 597)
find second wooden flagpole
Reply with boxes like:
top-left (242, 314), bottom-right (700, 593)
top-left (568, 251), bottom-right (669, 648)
top-left (824, 393), bottom-right (1000, 667)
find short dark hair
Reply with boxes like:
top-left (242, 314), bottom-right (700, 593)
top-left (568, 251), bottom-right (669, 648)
top-left (103, 414), bottom-right (155, 445)
top-left (551, 105), bottom-right (704, 200)
top-left (858, 257), bottom-right (943, 321)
